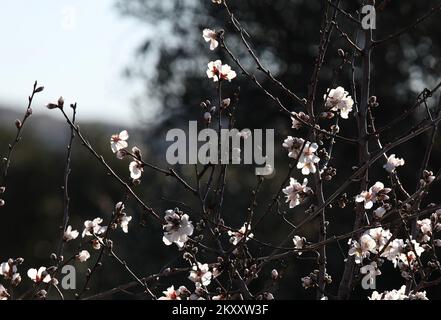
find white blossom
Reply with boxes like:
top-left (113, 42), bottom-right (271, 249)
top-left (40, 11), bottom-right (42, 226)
top-left (369, 286), bottom-right (408, 300)
top-left (27, 267), bottom-right (51, 284)
top-left (129, 160), bottom-right (143, 180)
top-left (355, 181), bottom-right (390, 210)
top-left (348, 234), bottom-right (377, 264)
top-left (63, 225), bottom-right (79, 242)
top-left (158, 285), bottom-right (182, 300)
top-left (82, 218), bottom-right (107, 238)
top-left (202, 28), bottom-right (218, 50)
top-left (368, 227), bottom-right (392, 251)
top-left (296, 141), bottom-right (320, 175)
top-left (120, 215), bottom-right (132, 233)
top-left (383, 154), bottom-right (405, 173)
top-left (110, 130), bottom-right (129, 153)
top-left (206, 60), bottom-right (237, 82)
top-left (76, 250), bottom-right (90, 262)
top-left (282, 178), bottom-right (312, 208)
top-left (324, 86), bottom-right (354, 119)
top-left (163, 209), bottom-right (194, 248)
top-left (293, 236), bottom-right (305, 254)
top-left (189, 262), bottom-right (212, 286)
top-left (228, 223), bottom-right (253, 245)
top-left (282, 136), bottom-right (305, 159)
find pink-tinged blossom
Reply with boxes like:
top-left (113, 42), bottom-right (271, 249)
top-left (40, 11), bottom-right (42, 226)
top-left (110, 130), bottom-right (129, 153)
top-left (228, 223), bottom-right (253, 245)
top-left (324, 86), bottom-right (354, 119)
top-left (206, 60), bottom-right (237, 82)
top-left (27, 267), bottom-right (51, 284)
top-left (202, 29), bottom-right (218, 50)
top-left (282, 136), bottom-right (305, 159)
top-left (296, 141), bottom-right (320, 175)
top-left (189, 262), bottom-right (212, 286)
top-left (282, 178), bottom-right (312, 208)
top-left (158, 285), bottom-right (182, 300)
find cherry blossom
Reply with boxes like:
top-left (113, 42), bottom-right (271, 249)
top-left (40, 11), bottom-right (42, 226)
top-left (296, 141), bottom-right (320, 175)
top-left (206, 60), bottom-right (237, 82)
top-left (324, 86), bottom-right (354, 119)
top-left (202, 28), bottom-right (218, 50)
top-left (368, 227), bottom-right (392, 251)
top-left (76, 250), bottom-right (90, 262)
top-left (189, 262), bottom-right (212, 286)
top-left (129, 160), bottom-right (143, 180)
top-left (110, 130), bottom-right (129, 153)
top-left (162, 209), bottom-right (194, 248)
top-left (82, 217), bottom-right (107, 238)
top-left (27, 267), bottom-right (51, 284)
top-left (282, 178), bottom-right (312, 208)
top-left (355, 181), bottom-right (390, 210)
top-left (63, 225), bottom-right (79, 242)
top-left (282, 136), bottom-right (305, 159)
top-left (228, 223), bottom-right (253, 245)
top-left (383, 154), bottom-right (405, 173)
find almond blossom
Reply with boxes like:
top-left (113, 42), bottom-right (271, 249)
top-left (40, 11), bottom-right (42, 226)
top-left (324, 86), bottom-right (354, 119)
top-left (63, 225), bottom-right (79, 242)
top-left (282, 178), bottom-right (312, 208)
top-left (206, 60), bottom-right (237, 82)
top-left (348, 234), bottom-right (377, 264)
top-left (355, 181), bottom-right (391, 210)
top-left (129, 160), bottom-right (143, 180)
top-left (296, 141), bottom-right (320, 175)
top-left (110, 130), bottom-right (129, 153)
top-left (76, 250), bottom-right (90, 262)
top-left (27, 267), bottom-right (51, 284)
top-left (202, 28), bottom-right (218, 50)
top-left (228, 223), bottom-right (253, 245)
top-left (189, 262), bottom-right (212, 286)
top-left (162, 209), bottom-right (194, 248)
top-left (383, 154), bottom-right (405, 173)
top-left (82, 217), bottom-right (107, 238)
top-left (158, 285), bottom-right (182, 300)
top-left (282, 136), bottom-right (305, 159)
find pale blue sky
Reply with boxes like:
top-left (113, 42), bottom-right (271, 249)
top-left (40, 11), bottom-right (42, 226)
top-left (0, 0), bottom-right (149, 125)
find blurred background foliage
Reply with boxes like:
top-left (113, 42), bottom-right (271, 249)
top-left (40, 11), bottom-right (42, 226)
top-left (0, 0), bottom-right (440, 299)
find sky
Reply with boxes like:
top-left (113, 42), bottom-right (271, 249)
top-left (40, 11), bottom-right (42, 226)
top-left (0, 0), bottom-right (149, 126)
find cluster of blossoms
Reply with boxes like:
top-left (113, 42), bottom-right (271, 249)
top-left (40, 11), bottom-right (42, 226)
top-left (324, 86), bottom-right (354, 119)
top-left (0, 258), bottom-right (23, 298)
top-left (369, 285), bottom-right (427, 300)
top-left (110, 130), bottom-right (144, 180)
top-left (348, 225), bottom-right (430, 281)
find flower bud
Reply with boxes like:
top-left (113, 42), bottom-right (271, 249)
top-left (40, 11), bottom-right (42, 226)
top-left (58, 96), bottom-right (65, 108)
top-left (271, 269), bottom-right (279, 280)
top-left (15, 119), bottom-right (22, 129)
